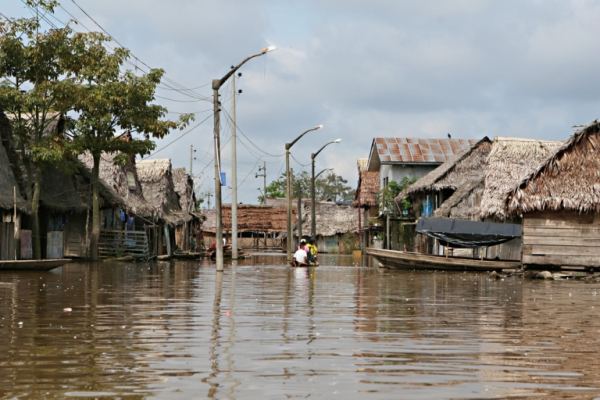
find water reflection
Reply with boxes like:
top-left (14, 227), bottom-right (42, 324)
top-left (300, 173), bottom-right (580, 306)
top-left (0, 255), bottom-right (599, 399)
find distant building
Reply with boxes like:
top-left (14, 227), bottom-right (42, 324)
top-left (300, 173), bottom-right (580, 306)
top-left (367, 138), bottom-right (477, 190)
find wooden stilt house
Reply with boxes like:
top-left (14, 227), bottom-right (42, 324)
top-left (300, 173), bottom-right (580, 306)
top-left (78, 151), bottom-right (155, 259)
top-left (479, 137), bottom-right (563, 261)
top-left (353, 159), bottom-right (380, 249)
top-left (293, 202), bottom-right (359, 253)
top-left (172, 168), bottom-right (202, 251)
top-left (136, 159), bottom-right (188, 256)
top-left (503, 121), bottom-right (600, 269)
top-left (202, 205), bottom-right (290, 250)
top-left (0, 111), bottom-right (29, 260)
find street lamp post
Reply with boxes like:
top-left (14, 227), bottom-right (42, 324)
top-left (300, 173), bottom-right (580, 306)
top-left (285, 125), bottom-right (323, 260)
top-left (311, 139), bottom-right (341, 240)
top-left (212, 45), bottom-right (276, 271)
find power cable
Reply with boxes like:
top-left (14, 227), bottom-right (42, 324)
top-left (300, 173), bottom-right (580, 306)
top-left (141, 112), bottom-right (213, 159)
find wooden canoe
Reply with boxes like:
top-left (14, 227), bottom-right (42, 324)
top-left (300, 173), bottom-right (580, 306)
top-left (289, 261), bottom-right (319, 267)
top-left (0, 259), bottom-right (71, 271)
top-left (366, 248), bottom-right (521, 272)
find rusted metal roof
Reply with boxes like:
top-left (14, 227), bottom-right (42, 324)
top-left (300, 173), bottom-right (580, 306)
top-left (374, 138), bottom-right (478, 163)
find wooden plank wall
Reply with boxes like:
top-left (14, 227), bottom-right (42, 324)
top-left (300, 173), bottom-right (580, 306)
top-left (46, 231), bottom-right (64, 259)
top-left (522, 210), bottom-right (600, 267)
top-left (0, 222), bottom-right (15, 260)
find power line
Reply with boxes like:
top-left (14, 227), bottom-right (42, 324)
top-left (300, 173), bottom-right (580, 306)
top-left (65, 0), bottom-right (211, 100)
top-left (141, 112), bottom-right (213, 159)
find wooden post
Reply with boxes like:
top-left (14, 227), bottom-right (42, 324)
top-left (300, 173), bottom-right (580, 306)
top-left (480, 247), bottom-right (484, 261)
top-left (419, 234), bottom-right (423, 254)
top-left (446, 243), bottom-right (449, 258)
top-left (158, 225), bottom-right (164, 255)
top-left (13, 186), bottom-right (19, 260)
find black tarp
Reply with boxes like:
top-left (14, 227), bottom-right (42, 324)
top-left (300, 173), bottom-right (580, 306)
top-left (416, 217), bottom-right (522, 248)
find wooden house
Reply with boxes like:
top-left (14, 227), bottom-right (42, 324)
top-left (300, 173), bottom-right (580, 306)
top-left (78, 151), bottom-right (156, 259)
top-left (479, 137), bottom-right (563, 261)
top-left (137, 159), bottom-right (189, 256)
top-left (202, 204), bottom-right (291, 250)
top-left (503, 121), bottom-right (600, 269)
top-left (172, 168), bottom-right (203, 251)
top-left (293, 202), bottom-right (359, 253)
top-left (353, 159), bottom-right (380, 249)
top-left (398, 137), bottom-right (492, 221)
top-left (0, 110), bottom-right (29, 260)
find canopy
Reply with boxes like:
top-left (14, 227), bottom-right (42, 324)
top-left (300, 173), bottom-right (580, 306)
top-left (416, 217), bottom-right (522, 248)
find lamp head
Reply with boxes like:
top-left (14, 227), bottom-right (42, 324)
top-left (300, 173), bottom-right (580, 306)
top-left (316, 125), bottom-right (323, 130)
top-left (261, 45), bottom-right (278, 54)
top-left (334, 138), bottom-right (342, 143)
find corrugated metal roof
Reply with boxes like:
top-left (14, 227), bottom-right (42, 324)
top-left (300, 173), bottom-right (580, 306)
top-left (374, 138), bottom-right (477, 163)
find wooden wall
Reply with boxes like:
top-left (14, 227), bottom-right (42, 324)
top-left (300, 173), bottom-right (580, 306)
top-left (522, 210), bottom-right (600, 267)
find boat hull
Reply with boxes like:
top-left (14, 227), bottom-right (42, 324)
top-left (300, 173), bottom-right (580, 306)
top-left (366, 249), bottom-right (521, 272)
top-left (0, 259), bottom-right (71, 271)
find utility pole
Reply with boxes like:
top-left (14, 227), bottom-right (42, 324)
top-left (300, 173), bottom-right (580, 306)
top-left (297, 182), bottom-right (302, 241)
top-left (211, 46), bottom-right (277, 272)
top-left (231, 71), bottom-right (239, 259)
top-left (207, 192), bottom-right (212, 210)
top-left (190, 145), bottom-right (196, 178)
top-left (256, 162), bottom-right (267, 204)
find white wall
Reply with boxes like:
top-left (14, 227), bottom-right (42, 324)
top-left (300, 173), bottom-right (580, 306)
top-left (379, 164), bottom-right (439, 189)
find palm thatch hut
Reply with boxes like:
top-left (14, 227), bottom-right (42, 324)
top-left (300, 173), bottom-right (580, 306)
top-left (354, 158), bottom-right (380, 249)
top-left (480, 137), bottom-right (563, 220)
top-left (293, 203), bottom-right (359, 253)
top-left (137, 159), bottom-right (190, 255)
top-left (0, 110), bottom-right (29, 260)
top-left (397, 137), bottom-right (492, 221)
top-left (172, 168), bottom-right (203, 251)
top-left (503, 121), bottom-right (600, 269)
top-left (202, 204), bottom-right (292, 250)
top-left (476, 137), bottom-right (563, 261)
top-left (79, 151), bottom-right (153, 222)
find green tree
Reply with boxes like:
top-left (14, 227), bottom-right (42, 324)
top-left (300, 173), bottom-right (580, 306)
top-left (0, 1), bottom-right (77, 259)
top-left (380, 176), bottom-right (418, 214)
top-left (258, 171), bottom-right (355, 203)
top-left (64, 31), bottom-right (192, 260)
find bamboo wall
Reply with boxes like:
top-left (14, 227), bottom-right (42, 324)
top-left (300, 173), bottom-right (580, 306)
top-left (522, 210), bottom-right (600, 267)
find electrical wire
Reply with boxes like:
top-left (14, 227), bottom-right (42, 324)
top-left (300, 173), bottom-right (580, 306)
top-left (141, 112), bottom-right (213, 160)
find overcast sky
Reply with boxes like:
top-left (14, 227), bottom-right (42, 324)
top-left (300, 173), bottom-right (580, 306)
top-left (5, 0), bottom-right (600, 206)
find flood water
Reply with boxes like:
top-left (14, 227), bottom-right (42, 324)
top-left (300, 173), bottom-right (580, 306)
top-left (1, 254), bottom-right (600, 399)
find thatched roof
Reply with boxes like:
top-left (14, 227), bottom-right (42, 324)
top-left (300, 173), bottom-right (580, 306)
top-left (480, 137), bottom-right (563, 220)
top-left (78, 152), bottom-right (153, 217)
top-left (0, 110), bottom-right (29, 212)
top-left (172, 168), bottom-right (195, 214)
top-left (432, 179), bottom-right (484, 220)
top-left (506, 121), bottom-right (600, 216)
top-left (6, 111), bottom-right (64, 138)
top-left (399, 137), bottom-right (491, 199)
top-left (137, 159), bottom-right (188, 225)
top-left (294, 203), bottom-right (359, 237)
top-left (354, 170), bottom-right (379, 207)
top-left (357, 158), bottom-right (368, 172)
top-left (202, 204), bottom-right (294, 234)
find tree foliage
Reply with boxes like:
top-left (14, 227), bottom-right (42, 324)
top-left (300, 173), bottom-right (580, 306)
top-left (0, 1), bottom-right (77, 258)
top-left (0, 1), bottom-right (192, 259)
top-left (379, 176), bottom-right (418, 214)
top-left (259, 171), bottom-right (354, 203)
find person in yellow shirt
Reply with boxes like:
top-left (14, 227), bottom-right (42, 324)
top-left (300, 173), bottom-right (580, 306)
top-left (306, 238), bottom-right (318, 265)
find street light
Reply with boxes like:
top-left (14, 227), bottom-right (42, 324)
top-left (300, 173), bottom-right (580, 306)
top-left (212, 45), bottom-right (277, 271)
top-left (285, 125), bottom-right (323, 260)
top-left (311, 139), bottom-right (341, 240)
top-left (315, 168), bottom-right (333, 180)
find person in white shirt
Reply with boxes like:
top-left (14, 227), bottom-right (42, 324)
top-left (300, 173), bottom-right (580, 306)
top-left (293, 247), bottom-right (308, 265)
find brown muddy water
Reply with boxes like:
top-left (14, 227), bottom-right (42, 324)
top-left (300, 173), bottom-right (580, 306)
top-left (1, 254), bottom-right (600, 399)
